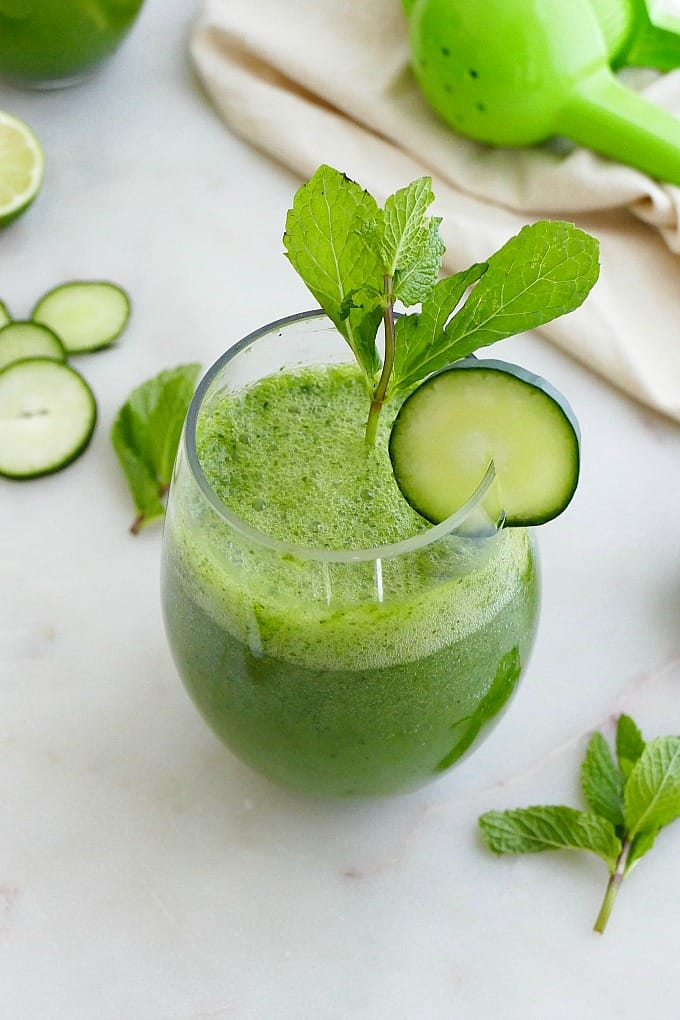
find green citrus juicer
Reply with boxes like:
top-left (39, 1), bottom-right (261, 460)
top-left (402, 0), bottom-right (680, 184)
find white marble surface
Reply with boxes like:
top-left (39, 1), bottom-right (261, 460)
top-left (1, 4), bottom-right (680, 1018)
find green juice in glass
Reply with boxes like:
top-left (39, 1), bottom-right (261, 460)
top-left (0, 0), bottom-right (144, 87)
top-left (161, 316), bottom-right (540, 798)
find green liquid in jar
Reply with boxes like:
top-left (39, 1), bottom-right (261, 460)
top-left (0, 0), bottom-right (144, 86)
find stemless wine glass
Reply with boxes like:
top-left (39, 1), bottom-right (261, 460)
top-left (161, 311), bottom-right (540, 798)
top-left (0, 0), bottom-right (145, 89)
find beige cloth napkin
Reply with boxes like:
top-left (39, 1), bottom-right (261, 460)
top-left (191, 0), bottom-right (680, 423)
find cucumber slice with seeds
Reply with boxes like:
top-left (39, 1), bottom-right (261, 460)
top-left (0, 358), bottom-right (97, 479)
top-left (32, 281), bottom-right (130, 354)
top-left (0, 321), bottom-right (66, 371)
top-left (389, 359), bottom-right (580, 527)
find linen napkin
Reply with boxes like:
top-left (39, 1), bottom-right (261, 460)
top-left (190, 0), bottom-right (680, 423)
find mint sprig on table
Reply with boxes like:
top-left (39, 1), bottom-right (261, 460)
top-left (284, 165), bottom-right (600, 444)
top-left (111, 363), bottom-right (200, 533)
top-left (479, 715), bottom-right (680, 934)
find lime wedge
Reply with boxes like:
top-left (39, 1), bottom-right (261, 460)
top-left (0, 110), bottom-right (44, 227)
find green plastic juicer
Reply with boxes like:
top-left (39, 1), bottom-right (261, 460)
top-left (402, 0), bottom-right (680, 184)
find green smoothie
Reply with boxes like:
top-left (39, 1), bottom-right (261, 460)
top-left (0, 0), bottom-right (144, 86)
top-left (161, 360), bottom-right (539, 797)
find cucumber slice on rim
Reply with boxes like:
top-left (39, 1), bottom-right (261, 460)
top-left (0, 300), bottom-right (10, 328)
top-left (0, 358), bottom-right (97, 479)
top-left (0, 321), bottom-right (66, 371)
top-left (31, 281), bottom-right (130, 354)
top-left (389, 359), bottom-right (580, 527)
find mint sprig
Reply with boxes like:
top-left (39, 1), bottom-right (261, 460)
top-left (479, 715), bottom-right (680, 933)
top-left (284, 167), bottom-right (447, 443)
top-left (283, 166), bottom-right (599, 443)
top-left (111, 363), bottom-right (200, 533)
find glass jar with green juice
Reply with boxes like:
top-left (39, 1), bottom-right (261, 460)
top-left (161, 311), bottom-right (540, 798)
top-left (0, 0), bottom-right (145, 88)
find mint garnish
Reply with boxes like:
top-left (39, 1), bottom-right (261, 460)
top-left (479, 715), bottom-right (680, 933)
top-left (111, 363), bottom-right (200, 533)
top-left (284, 167), bottom-right (447, 443)
top-left (283, 166), bottom-right (600, 443)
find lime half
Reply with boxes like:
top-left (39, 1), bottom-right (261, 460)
top-left (0, 110), bottom-right (44, 227)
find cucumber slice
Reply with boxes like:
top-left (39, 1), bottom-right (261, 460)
top-left (0, 358), bottom-right (97, 479)
top-left (389, 359), bottom-right (580, 527)
top-left (31, 281), bottom-right (130, 354)
top-left (0, 300), bottom-right (10, 328)
top-left (0, 321), bottom-right (66, 371)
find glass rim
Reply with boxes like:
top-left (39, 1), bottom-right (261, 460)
top-left (183, 308), bottom-right (499, 564)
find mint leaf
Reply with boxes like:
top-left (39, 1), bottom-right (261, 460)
top-left (624, 736), bottom-right (680, 837)
top-left (581, 732), bottom-right (625, 830)
top-left (387, 221), bottom-right (598, 397)
top-left (616, 714), bottom-right (645, 778)
top-left (390, 263), bottom-right (488, 396)
top-left (381, 177), bottom-right (434, 273)
top-left (479, 806), bottom-right (621, 867)
top-left (378, 177), bottom-right (445, 305)
top-left (111, 429), bottom-right (166, 529)
top-left (283, 165), bottom-right (383, 384)
top-left (394, 216), bottom-right (445, 306)
top-left (111, 363), bottom-right (200, 533)
top-left (442, 221), bottom-right (599, 361)
top-left (628, 828), bottom-right (659, 870)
